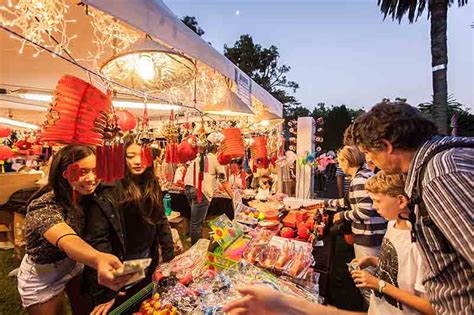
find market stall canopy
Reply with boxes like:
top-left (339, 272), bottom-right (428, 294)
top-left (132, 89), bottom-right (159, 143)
top-left (82, 0), bottom-right (282, 118)
top-left (0, 0), bottom-right (282, 130)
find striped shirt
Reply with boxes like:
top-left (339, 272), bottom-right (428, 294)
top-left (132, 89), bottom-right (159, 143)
top-left (336, 165), bottom-right (350, 195)
top-left (329, 166), bottom-right (387, 247)
top-left (405, 136), bottom-right (474, 315)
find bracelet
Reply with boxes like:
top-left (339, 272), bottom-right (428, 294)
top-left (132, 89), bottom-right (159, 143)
top-left (55, 233), bottom-right (79, 248)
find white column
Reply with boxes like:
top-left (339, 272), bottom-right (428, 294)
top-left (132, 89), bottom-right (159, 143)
top-left (296, 117), bottom-right (316, 199)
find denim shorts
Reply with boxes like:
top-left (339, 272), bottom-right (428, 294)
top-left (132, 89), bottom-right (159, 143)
top-left (17, 254), bottom-right (83, 308)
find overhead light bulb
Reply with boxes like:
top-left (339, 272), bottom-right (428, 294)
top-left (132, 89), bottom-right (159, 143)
top-left (137, 55), bottom-right (156, 80)
top-left (260, 120), bottom-right (270, 127)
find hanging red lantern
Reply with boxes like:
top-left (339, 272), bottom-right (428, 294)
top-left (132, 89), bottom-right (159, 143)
top-left (40, 75), bottom-right (112, 146)
top-left (116, 109), bottom-right (137, 132)
top-left (251, 136), bottom-right (268, 160)
top-left (177, 135), bottom-right (199, 164)
top-left (217, 150), bottom-right (232, 165)
top-left (221, 128), bottom-right (244, 158)
top-left (0, 145), bottom-right (13, 173)
top-left (0, 145), bottom-right (13, 160)
top-left (0, 125), bottom-right (11, 138)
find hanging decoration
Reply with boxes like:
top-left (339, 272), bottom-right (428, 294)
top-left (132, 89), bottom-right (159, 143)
top-left (115, 109), bottom-right (137, 132)
top-left (177, 135), bottom-right (199, 164)
top-left (100, 36), bottom-right (196, 94)
top-left (0, 0), bottom-right (77, 57)
top-left (0, 145), bottom-right (13, 173)
top-left (0, 125), bottom-right (12, 138)
top-left (251, 136), bottom-right (268, 160)
top-left (221, 128), bottom-right (244, 158)
top-left (40, 75), bottom-right (112, 145)
top-left (96, 106), bottom-right (125, 183)
top-left (164, 110), bottom-right (179, 165)
top-left (85, 7), bottom-right (140, 68)
top-left (202, 89), bottom-right (254, 117)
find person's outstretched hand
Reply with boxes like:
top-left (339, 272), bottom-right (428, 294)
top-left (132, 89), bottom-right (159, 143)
top-left (95, 253), bottom-right (131, 291)
top-left (223, 285), bottom-right (287, 315)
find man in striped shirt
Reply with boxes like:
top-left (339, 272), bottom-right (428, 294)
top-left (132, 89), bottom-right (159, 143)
top-left (352, 102), bottom-right (473, 314)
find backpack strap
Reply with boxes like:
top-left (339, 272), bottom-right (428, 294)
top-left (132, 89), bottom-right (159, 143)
top-left (408, 141), bottom-right (474, 242)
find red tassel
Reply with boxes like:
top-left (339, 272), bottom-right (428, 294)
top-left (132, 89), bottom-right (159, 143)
top-left (147, 147), bottom-right (153, 167)
top-left (242, 170), bottom-right (246, 189)
top-left (109, 145), bottom-right (116, 181)
top-left (197, 172), bottom-right (203, 203)
top-left (105, 144), bottom-right (113, 183)
top-left (96, 145), bottom-right (103, 180)
top-left (193, 161), bottom-right (196, 187)
top-left (115, 142), bottom-right (124, 180)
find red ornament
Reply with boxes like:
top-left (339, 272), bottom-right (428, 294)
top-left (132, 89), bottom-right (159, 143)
top-left (221, 128), bottom-right (244, 158)
top-left (41, 75), bottom-right (112, 146)
top-left (217, 150), bottom-right (232, 165)
top-left (0, 125), bottom-right (11, 138)
top-left (177, 135), bottom-right (199, 164)
top-left (15, 140), bottom-right (32, 151)
top-left (32, 145), bottom-right (43, 155)
top-left (251, 136), bottom-right (268, 160)
top-left (115, 109), bottom-right (136, 132)
top-left (0, 145), bottom-right (14, 160)
top-left (280, 227), bottom-right (295, 239)
top-left (64, 163), bottom-right (81, 183)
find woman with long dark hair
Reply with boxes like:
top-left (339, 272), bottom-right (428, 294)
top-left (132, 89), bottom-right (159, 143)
top-left (17, 145), bottom-right (129, 315)
top-left (85, 137), bottom-right (175, 314)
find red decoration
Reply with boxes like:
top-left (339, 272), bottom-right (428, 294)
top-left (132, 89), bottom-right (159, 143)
top-left (0, 125), bottom-right (11, 138)
top-left (221, 128), bottom-right (244, 158)
top-left (15, 140), bottom-right (32, 151)
top-left (165, 143), bottom-right (178, 164)
top-left (41, 75), bottom-right (112, 146)
top-left (0, 145), bottom-right (14, 160)
top-left (280, 227), bottom-right (295, 239)
top-left (64, 163), bottom-right (81, 183)
top-left (217, 150), bottom-right (232, 165)
top-left (115, 109), bottom-right (136, 132)
top-left (32, 145), bottom-right (43, 155)
top-left (251, 136), bottom-right (268, 160)
top-left (0, 145), bottom-right (13, 173)
top-left (177, 135), bottom-right (198, 164)
top-left (141, 146), bottom-right (153, 168)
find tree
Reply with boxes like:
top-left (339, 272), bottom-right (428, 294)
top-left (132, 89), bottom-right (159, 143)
top-left (378, 0), bottom-right (468, 135)
top-left (224, 35), bottom-right (301, 116)
top-left (311, 103), bottom-right (364, 150)
top-left (181, 16), bottom-right (205, 37)
top-left (418, 95), bottom-right (474, 136)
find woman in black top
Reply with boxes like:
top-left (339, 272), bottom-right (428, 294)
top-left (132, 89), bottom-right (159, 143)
top-left (85, 137), bottom-right (175, 314)
top-left (17, 145), bottom-right (128, 315)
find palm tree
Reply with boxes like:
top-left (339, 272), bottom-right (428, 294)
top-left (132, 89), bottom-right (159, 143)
top-left (377, 0), bottom-right (468, 134)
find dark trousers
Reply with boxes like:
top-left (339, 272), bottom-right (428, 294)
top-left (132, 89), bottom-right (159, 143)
top-left (185, 185), bottom-right (210, 245)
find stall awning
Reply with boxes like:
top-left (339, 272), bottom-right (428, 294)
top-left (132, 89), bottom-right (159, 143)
top-left (82, 0), bottom-right (283, 118)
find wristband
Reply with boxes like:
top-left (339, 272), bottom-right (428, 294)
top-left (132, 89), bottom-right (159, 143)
top-left (55, 233), bottom-right (79, 248)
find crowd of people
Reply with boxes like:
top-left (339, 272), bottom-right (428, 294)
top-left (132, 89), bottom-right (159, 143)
top-left (15, 101), bottom-right (472, 315)
top-left (224, 101), bottom-right (473, 315)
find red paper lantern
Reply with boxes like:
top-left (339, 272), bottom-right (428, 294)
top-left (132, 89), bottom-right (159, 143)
top-left (221, 128), bottom-right (244, 158)
top-left (116, 109), bottom-right (136, 132)
top-left (40, 75), bottom-right (112, 146)
top-left (0, 125), bottom-right (11, 138)
top-left (0, 145), bottom-right (14, 160)
top-left (217, 150), bottom-right (232, 165)
top-left (15, 140), bottom-right (32, 151)
top-left (177, 135), bottom-right (199, 164)
top-left (251, 136), bottom-right (268, 160)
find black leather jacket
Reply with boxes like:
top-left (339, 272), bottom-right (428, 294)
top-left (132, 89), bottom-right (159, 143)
top-left (83, 183), bottom-right (175, 305)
